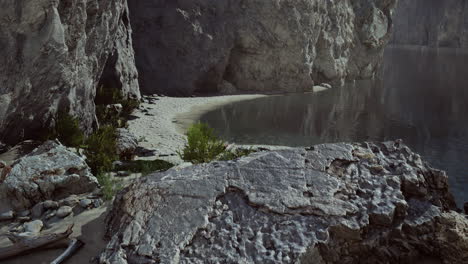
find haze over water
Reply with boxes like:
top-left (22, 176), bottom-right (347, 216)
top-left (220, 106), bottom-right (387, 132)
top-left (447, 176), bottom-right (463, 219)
top-left (200, 46), bottom-right (468, 207)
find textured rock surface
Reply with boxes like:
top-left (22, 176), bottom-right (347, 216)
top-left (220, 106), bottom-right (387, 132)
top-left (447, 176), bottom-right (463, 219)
top-left (100, 141), bottom-right (467, 264)
top-left (56, 205), bottom-right (73, 218)
top-left (2, 141), bottom-right (99, 210)
top-left (23, 219), bottom-right (43, 233)
top-left (391, 0), bottom-right (468, 48)
top-left (0, 0), bottom-right (140, 145)
top-left (116, 128), bottom-right (138, 160)
top-left (129, 0), bottom-right (397, 96)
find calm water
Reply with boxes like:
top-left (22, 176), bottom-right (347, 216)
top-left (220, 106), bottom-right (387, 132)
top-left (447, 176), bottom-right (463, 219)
top-left (199, 47), bottom-right (468, 207)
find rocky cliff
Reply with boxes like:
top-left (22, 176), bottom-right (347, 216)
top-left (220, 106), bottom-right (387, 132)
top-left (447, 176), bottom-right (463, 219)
top-left (391, 0), bottom-right (468, 48)
top-left (128, 0), bottom-right (397, 96)
top-left (100, 141), bottom-right (468, 264)
top-left (0, 0), bottom-right (140, 145)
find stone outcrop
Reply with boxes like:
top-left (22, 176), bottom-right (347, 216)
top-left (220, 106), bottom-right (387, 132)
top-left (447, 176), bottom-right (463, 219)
top-left (2, 141), bottom-right (99, 210)
top-left (99, 141), bottom-right (467, 264)
top-left (0, 0), bottom-right (140, 145)
top-left (128, 0), bottom-right (397, 96)
top-left (116, 128), bottom-right (138, 160)
top-left (391, 0), bottom-right (468, 48)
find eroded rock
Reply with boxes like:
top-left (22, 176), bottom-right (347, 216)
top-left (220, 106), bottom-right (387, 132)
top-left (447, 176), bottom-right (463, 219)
top-left (0, 0), bottom-right (140, 145)
top-left (129, 0), bottom-right (397, 96)
top-left (100, 141), bottom-right (466, 264)
top-left (3, 141), bottom-right (99, 210)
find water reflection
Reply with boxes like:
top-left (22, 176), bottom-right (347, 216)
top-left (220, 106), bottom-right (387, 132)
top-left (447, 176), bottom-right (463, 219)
top-left (200, 46), bottom-right (468, 206)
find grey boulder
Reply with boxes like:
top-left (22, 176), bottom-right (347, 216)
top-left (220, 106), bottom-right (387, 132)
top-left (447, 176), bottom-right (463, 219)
top-left (23, 220), bottom-right (44, 234)
top-left (116, 128), bottom-right (138, 160)
top-left (3, 141), bottom-right (99, 210)
top-left (100, 141), bottom-right (467, 264)
top-left (56, 206), bottom-right (73, 218)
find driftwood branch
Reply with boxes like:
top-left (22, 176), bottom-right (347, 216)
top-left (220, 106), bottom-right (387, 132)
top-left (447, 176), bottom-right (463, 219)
top-left (0, 224), bottom-right (74, 260)
top-left (50, 238), bottom-right (84, 264)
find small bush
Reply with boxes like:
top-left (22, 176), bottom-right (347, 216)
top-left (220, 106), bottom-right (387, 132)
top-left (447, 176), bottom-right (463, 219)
top-left (114, 160), bottom-right (174, 176)
top-left (219, 148), bottom-right (256, 161)
top-left (84, 125), bottom-right (118, 175)
top-left (121, 98), bottom-right (140, 118)
top-left (178, 123), bottom-right (227, 164)
top-left (47, 111), bottom-right (84, 148)
top-left (96, 105), bottom-right (122, 128)
top-left (96, 173), bottom-right (122, 201)
top-left (95, 86), bottom-right (140, 128)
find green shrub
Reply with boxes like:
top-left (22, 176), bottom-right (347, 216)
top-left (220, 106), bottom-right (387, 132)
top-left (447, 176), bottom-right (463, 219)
top-left (84, 125), bottom-right (118, 175)
top-left (178, 122), bottom-right (227, 164)
top-left (114, 160), bottom-right (174, 176)
top-left (219, 147), bottom-right (256, 161)
top-left (96, 173), bottom-right (122, 201)
top-left (96, 105), bottom-right (122, 128)
top-left (95, 86), bottom-right (140, 128)
top-left (46, 111), bottom-right (85, 148)
top-left (121, 98), bottom-right (140, 118)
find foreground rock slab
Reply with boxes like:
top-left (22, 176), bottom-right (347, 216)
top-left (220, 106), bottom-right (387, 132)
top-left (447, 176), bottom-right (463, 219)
top-left (3, 141), bottom-right (99, 210)
top-left (100, 141), bottom-right (467, 264)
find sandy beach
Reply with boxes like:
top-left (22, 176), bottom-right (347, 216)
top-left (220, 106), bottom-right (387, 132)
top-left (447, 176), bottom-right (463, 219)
top-left (127, 94), bottom-right (270, 163)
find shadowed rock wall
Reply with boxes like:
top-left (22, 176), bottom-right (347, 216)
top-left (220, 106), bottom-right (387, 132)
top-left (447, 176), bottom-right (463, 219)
top-left (129, 0), bottom-right (397, 96)
top-left (0, 0), bottom-right (140, 145)
top-left (391, 0), bottom-right (468, 48)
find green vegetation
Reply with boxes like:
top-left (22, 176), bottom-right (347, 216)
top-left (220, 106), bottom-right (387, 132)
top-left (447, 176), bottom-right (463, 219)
top-left (83, 125), bottom-right (118, 175)
top-left (219, 147), bottom-right (256, 161)
top-left (114, 160), bottom-right (174, 176)
top-left (95, 85), bottom-right (140, 128)
top-left (83, 125), bottom-right (121, 201)
top-left (47, 111), bottom-right (85, 148)
top-left (179, 122), bottom-right (255, 164)
top-left (42, 87), bottom-right (141, 200)
top-left (178, 122), bottom-right (227, 164)
top-left (96, 173), bottom-right (122, 201)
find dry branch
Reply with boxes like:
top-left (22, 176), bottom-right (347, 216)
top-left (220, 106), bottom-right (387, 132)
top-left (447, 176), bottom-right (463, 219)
top-left (0, 224), bottom-right (74, 260)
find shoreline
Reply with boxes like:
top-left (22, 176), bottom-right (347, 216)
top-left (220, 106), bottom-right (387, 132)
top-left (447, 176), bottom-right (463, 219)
top-left (127, 88), bottom-right (332, 164)
top-left (127, 94), bottom-right (270, 163)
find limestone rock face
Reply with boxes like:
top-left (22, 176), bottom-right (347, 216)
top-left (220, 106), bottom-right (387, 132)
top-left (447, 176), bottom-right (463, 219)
top-left (0, 0), bottom-right (140, 145)
top-left (128, 0), bottom-right (397, 96)
top-left (391, 0), bottom-right (468, 48)
top-left (100, 141), bottom-right (467, 264)
top-left (116, 128), bottom-right (138, 160)
top-left (2, 141), bottom-right (99, 210)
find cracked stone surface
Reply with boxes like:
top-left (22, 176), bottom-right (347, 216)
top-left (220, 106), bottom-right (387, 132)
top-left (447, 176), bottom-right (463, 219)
top-left (2, 141), bottom-right (99, 210)
top-left (99, 141), bottom-right (468, 264)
